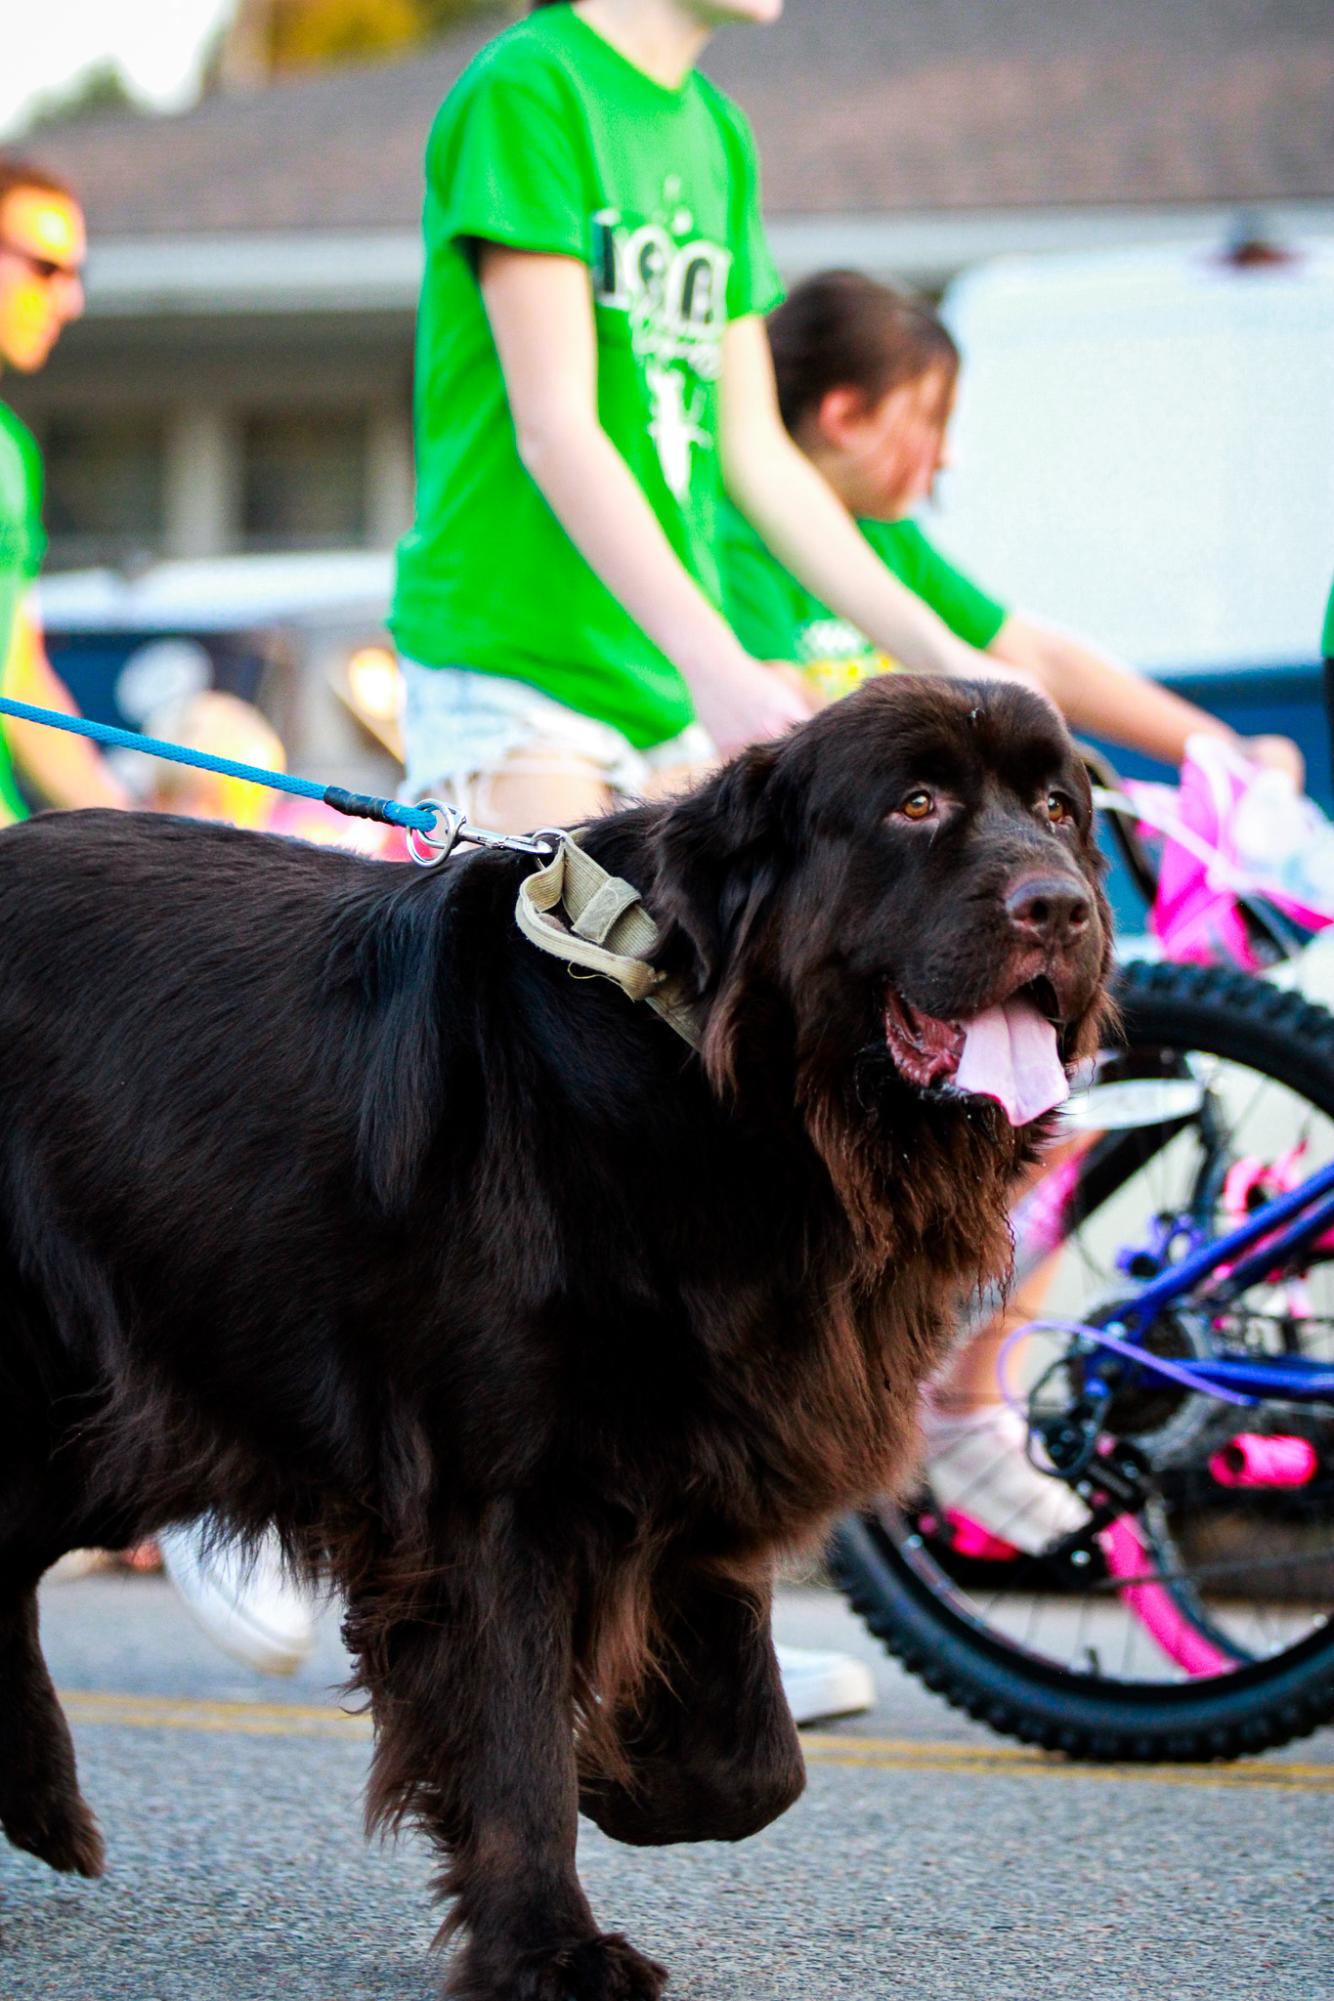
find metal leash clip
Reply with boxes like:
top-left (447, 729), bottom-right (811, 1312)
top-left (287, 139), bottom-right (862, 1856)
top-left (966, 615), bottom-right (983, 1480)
top-left (406, 800), bottom-right (562, 870)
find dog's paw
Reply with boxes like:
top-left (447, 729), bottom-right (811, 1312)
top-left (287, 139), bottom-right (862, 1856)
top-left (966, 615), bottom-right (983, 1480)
top-left (552, 1933), bottom-right (667, 2001)
top-left (448, 1930), bottom-right (667, 2001)
top-left (1, 1791), bottom-right (105, 1878)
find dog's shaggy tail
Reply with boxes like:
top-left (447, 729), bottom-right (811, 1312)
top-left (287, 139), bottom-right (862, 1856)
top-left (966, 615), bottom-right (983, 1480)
top-left (324, 874), bottom-right (454, 1216)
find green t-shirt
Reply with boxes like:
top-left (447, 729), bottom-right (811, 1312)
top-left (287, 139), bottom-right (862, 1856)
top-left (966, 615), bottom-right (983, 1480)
top-left (390, 5), bottom-right (783, 749)
top-left (1323, 573), bottom-right (1333, 659)
top-left (720, 501), bottom-right (1009, 703)
top-left (0, 401), bottom-right (46, 825)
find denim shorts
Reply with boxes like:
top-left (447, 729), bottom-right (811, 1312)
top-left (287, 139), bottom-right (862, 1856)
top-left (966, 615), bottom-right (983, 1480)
top-left (399, 660), bottom-right (714, 809)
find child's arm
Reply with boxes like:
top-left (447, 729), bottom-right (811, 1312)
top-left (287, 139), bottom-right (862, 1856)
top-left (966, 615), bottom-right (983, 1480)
top-left (720, 319), bottom-right (1030, 689)
top-left (3, 605), bottom-right (131, 810)
top-left (480, 247), bottom-right (812, 756)
top-left (989, 613), bottom-right (1305, 785)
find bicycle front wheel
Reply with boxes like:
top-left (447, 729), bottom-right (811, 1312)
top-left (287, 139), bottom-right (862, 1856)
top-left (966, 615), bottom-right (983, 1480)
top-left (832, 960), bottom-right (1334, 1761)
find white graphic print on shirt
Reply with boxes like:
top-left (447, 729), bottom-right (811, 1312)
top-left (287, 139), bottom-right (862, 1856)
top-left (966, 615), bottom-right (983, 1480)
top-left (591, 177), bottom-right (731, 500)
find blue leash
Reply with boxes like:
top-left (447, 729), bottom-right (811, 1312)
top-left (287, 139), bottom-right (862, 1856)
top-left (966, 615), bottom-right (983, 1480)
top-left (0, 693), bottom-right (436, 834)
top-left (0, 694), bottom-right (560, 868)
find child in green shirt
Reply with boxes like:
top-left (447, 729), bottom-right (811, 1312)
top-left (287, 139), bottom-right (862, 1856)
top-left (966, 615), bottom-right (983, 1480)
top-left (724, 271), bottom-right (1308, 1555)
top-left (391, 0), bottom-right (1024, 836)
top-left (723, 268), bottom-right (1303, 782)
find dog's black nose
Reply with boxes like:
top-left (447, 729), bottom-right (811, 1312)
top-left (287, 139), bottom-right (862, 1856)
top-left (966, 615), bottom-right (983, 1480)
top-left (1005, 874), bottom-right (1092, 949)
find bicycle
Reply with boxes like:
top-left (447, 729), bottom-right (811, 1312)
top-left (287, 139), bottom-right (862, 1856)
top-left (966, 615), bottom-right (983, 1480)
top-left (829, 746), bottom-right (1334, 1761)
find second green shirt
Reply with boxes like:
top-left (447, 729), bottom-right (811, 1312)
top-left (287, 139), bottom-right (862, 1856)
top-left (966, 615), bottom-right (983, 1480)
top-left (720, 499), bottom-right (1009, 702)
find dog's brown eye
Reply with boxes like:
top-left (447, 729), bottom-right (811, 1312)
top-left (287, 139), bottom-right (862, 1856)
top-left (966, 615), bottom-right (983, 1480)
top-left (1045, 791), bottom-right (1073, 826)
top-left (900, 790), bottom-right (934, 821)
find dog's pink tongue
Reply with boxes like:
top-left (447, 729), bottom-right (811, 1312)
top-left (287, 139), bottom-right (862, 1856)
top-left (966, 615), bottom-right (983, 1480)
top-left (955, 998), bottom-right (1069, 1126)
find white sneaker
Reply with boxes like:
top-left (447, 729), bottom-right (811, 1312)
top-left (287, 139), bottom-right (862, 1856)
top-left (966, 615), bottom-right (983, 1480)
top-left (923, 1401), bottom-right (1087, 1556)
top-left (157, 1523), bottom-right (315, 1676)
top-left (775, 1644), bottom-right (875, 1724)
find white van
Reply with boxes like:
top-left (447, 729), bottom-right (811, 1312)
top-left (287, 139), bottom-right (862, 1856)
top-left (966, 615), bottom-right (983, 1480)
top-left (931, 235), bottom-right (1334, 679)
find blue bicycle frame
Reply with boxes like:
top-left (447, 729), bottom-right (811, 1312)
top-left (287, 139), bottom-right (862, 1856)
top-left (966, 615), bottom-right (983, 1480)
top-left (1091, 1153), bottom-right (1334, 1404)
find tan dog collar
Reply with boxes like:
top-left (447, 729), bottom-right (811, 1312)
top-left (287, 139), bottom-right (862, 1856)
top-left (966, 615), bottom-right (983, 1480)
top-left (515, 833), bottom-right (702, 1051)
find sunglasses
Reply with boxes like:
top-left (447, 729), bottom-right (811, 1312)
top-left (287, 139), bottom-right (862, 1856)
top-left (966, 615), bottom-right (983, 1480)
top-left (0, 240), bottom-right (84, 284)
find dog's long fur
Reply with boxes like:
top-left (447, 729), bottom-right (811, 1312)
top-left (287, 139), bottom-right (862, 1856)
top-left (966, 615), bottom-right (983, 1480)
top-left (0, 679), bottom-right (1109, 2000)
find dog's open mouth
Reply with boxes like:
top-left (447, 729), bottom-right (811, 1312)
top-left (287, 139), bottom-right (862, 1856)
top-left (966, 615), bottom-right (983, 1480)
top-left (882, 976), bottom-right (1069, 1127)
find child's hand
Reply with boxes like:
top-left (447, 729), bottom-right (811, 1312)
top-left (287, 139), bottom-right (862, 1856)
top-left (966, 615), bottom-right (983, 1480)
top-left (765, 662), bottom-right (826, 712)
top-left (689, 651), bottom-right (813, 757)
top-left (1242, 735), bottom-right (1305, 790)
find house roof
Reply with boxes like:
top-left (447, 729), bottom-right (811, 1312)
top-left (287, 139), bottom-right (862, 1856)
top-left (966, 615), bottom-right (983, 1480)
top-left (32, 0), bottom-right (1334, 235)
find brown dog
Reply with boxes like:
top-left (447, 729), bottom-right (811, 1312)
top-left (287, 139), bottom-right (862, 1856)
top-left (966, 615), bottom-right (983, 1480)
top-left (0, 677), bottom-right (1109, 1999)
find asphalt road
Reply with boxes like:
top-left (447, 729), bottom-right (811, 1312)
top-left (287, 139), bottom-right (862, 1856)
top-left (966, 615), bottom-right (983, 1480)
top-left (2, 1572), bottom-right (1331, 2001)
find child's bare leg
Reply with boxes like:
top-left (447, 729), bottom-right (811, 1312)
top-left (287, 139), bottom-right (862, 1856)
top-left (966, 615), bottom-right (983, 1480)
top-left (938, 1260), bottom-right (1062, 1416)
top-left (639, 758), bottom-right (717, 804)
top-left (936, 1136), bottom-right (1089, 1417)
top-left (926, 1142), bottom-right (1090, 1549)
top-left (461, 749), bottom-right (615, 838)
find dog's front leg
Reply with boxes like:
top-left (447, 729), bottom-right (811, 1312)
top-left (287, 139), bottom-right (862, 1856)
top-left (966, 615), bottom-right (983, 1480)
top-left (580, 1567), bottom-right (805, 1848)
top-left (352, 1499), bottom-right (667, 2001)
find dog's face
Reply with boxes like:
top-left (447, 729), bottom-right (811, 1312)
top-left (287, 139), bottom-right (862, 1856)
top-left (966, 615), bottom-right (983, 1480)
top-left (656, 676), bottom-right (1111, 1128)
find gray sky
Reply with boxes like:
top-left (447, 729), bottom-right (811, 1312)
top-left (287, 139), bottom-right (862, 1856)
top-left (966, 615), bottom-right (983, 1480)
top-left (1, 1), bottom-right (236, 138)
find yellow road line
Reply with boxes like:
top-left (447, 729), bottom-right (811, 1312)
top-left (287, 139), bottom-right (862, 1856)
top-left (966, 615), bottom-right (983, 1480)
top-left (800, 1732), bottom-right (1334, 1792)
top-left (60, 1690), bottom-right (371, 1741)
top-left (56, 1692), bottom-right (1334, 1791)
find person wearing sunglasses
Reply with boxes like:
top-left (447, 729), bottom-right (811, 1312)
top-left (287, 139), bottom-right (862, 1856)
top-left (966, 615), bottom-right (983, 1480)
top-left (1, 153), bottom-right (317, 1671)
top-left (0, 152), bottom-right (128, 821)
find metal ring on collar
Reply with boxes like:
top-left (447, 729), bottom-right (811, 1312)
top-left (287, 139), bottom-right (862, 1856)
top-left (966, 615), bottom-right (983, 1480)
top-left (408, 805), bottom-right (565, 870)
top-left (406, 800), bottom-right (466, 868)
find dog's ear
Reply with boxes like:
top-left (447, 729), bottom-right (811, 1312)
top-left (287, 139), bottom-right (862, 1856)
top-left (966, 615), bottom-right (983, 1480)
top-left (652, 742), bottom-right (786, 1093)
